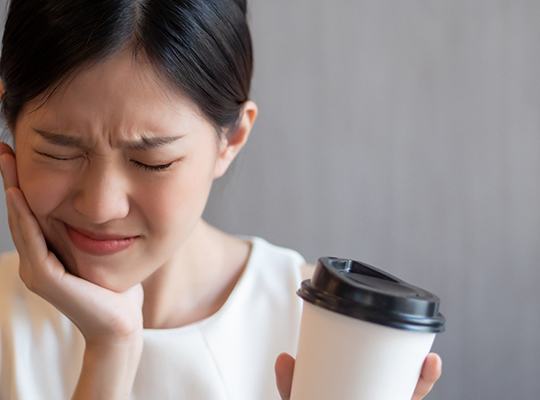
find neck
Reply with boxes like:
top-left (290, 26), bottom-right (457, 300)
top-left (140, 220), bottom-right (250, 329)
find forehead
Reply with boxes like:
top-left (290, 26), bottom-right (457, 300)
top-left (21, 49), bottom-right (210, 138)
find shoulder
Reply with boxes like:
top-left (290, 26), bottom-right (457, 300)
top-left (0, 251), bottom-right (84, 397)
top-left (0, 248), bottom-right (83, 336)
top-left (0, 250), bottom-right (76, 333)
top-left (0, 250), bottom-right (22, 300)
top-left (0, 250), bottom-right (37, 325)
top-left (248, 236), bottom-right (316, 281)
top-left (300, 262), bottom-right (316, 281)
top-left (0, 249), bottom-right (19, 269)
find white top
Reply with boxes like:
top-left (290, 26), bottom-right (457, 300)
top-left (0, 236), bottom-right (315, 400)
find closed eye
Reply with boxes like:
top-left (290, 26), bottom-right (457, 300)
top-left (131, 160), bottom-right (174, 172)
top-left (36, 151), bottom-right (176, 172)
top-left (35, 151), bottom-right (79, 161)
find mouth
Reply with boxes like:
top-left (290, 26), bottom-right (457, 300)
top-left (64, 223), bottom-right (139, 256)
top-left (65, 224), bottom-right (139, 240)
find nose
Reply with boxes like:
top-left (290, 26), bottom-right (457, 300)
top-left (72, 162), bottom-right (130, 224)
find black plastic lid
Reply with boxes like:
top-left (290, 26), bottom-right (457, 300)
top-left (297, 257), bottom-right (446, 333)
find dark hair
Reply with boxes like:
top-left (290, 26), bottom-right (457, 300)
top-left (0, 0), bottom-right (253, 138)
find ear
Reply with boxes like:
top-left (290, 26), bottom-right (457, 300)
top-left (213, 100), bottom-right (258, 179)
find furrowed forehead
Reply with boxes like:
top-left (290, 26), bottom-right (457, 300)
top-left (32, 128), bottom-right (186, 151)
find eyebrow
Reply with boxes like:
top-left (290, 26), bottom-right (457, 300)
top-left (32, 128), bottom-right (185, 151)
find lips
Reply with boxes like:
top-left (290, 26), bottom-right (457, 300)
top-left (64, 223), bottom-right (139, 256)
top-left (66, 224), bottom-right (138, 240)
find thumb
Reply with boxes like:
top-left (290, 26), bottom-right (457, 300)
top-left (275, 352), bottom-right (295, 400)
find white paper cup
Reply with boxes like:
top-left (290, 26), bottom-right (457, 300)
top-left (290, 257), bottom-right (445, 400)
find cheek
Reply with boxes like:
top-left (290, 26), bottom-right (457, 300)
top-left (17, 159), bottom-right (71, 218)
top-left (137, 167), bottom-right (214, 232)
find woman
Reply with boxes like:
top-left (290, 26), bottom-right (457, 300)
top-left (0, 0), bottom-right (442, 398)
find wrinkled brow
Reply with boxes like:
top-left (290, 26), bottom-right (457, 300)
top-left (32, 128), bottom-right (185, 151)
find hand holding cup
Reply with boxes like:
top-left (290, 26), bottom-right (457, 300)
top-left (274, 351), bottom-right (442, 400)
top-left (279, 257), bottom-right (446, 400)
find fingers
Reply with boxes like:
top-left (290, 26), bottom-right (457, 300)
top-left (0, 154), bottom-right (7, 189)
top-left (0, 142), bottom-right (14, 156)
top-left (7, 188), bottom-right (48, 262)
top-left (6, 184), bottom-right (65, 293)
top-left (1, 144), bottom-right (19, 238)
top-left (1, 149), bottom-right (47, 290)
top-left (0, 144), bottom-right (47, 265)
top-left (422, 353), bottom-right (442, 382)
top-left (273, 352), bottom-right (442, 400)
top-left (412, 353), bottom-right (442, 400)
top-left (5, 188), bottom-right (23, 249)
top-left (0, 148), bottom-right (19, 190)
top-left (275, 352), bottom-right (295, 400)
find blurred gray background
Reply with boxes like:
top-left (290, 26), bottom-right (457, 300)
top-left (1, 1), bottom-right (539, 399)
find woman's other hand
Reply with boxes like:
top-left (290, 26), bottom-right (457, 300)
top-left (274, 351), bottom-right (442, 400)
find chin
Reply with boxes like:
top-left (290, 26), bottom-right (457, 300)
top-left (80, 266), bottom-right (136, 293)
top-left (44, 229), bottom-right (147, 292)
top-left (57, 249), bottom-right (138, 292)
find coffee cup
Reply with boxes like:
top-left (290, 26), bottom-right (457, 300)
top-left (290, 257), bottom-right (446, 400)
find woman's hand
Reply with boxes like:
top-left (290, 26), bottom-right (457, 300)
top-left (0, 142), bottom-right (144, 345)
top-left (1, 141), bottom-right (144, 397)
top-left (274, 352), bottom-right (442, 400)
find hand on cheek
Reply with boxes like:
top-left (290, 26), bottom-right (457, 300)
top-left (1, 142), bottom-right (146, 343)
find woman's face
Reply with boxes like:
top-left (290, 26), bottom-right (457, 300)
top-left (12, 50), bottom-right (238, 291)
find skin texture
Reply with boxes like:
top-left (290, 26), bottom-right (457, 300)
top-left (0, 48), bottom-right (442, 398)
